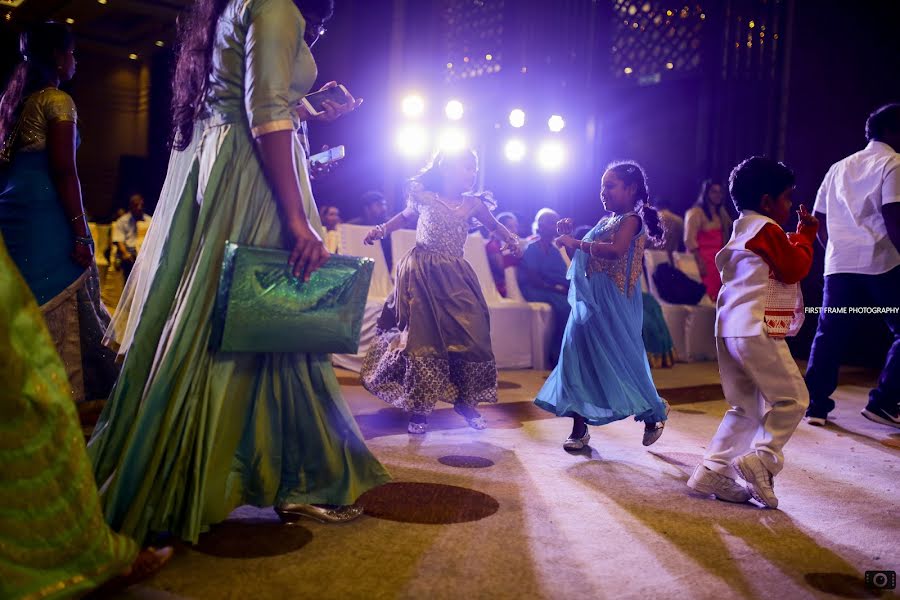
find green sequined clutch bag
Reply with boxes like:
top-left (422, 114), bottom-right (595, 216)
top-left (210, 242), bottom-right (373, 353)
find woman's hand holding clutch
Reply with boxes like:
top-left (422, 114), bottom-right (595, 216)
top-left (288, 220), bottom-right (329, 281)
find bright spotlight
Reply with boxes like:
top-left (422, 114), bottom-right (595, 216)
top-left (504, 139), bottom-right (526, 162)
top-left (548, 115), bottom-right (565, 132)
top-left (445, 99), bottom-right (464, 120)
top-left (438, 128), bottom-right (468, 154)
top-left (401, 94), bottom-right (425, 118)
top-left (537, 141), bottom-right (565, 171)
top-left (509, 108), bottom-right (526, 128)
top-left (395, 125), bottom-right (428, 158)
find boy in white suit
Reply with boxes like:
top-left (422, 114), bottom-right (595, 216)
top-left (688, 157), bottom-right (818, 509)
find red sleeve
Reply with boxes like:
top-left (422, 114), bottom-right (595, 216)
top-left (745, 222), bottom-right (817, 284)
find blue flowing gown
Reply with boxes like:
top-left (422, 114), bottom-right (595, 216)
top-left (535, 213), bottom-right (668, 425)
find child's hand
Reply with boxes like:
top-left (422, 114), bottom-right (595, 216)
top-left (556, 218), bottom-right (574, 236)
top-left (502, 236), bottom-right (523, 257)
top-left (364, 226), bottom-right (384, 245)
top-left (797, 204), bottom-right (818, 228)
top-left (555, 234), bottom-right (579, 250)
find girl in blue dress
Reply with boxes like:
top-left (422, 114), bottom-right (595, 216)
top-left (536, 162), bottom-right (669, 449)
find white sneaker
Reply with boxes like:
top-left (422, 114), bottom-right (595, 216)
top-left (805, 415), bottom-right (827, 427)
top-left (732, 453), bottom-right (778, 509)
top-left (687, 465), bottom-right (752, 503)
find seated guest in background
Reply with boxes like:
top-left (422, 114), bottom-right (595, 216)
top-left (486, 211), bottom-right (521, 296)
top-left (685, 179), bottom-right (733, 301)
top-left (348, 190), bottom-right (388, 225)
top-left (319, 205), bottom-right (341, 253)
top-left (319, 204), bottom-right (341, 230)
top-left (519, 208), bottom-right (570, 365)
top-left (112, 194), bottom-right (152, 282)
top-left (647, 197), bottom-right (684, 256)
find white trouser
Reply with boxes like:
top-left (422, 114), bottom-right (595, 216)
top-left (704, 335), bottom-right (809, 478)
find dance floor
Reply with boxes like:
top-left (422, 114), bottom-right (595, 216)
top-left (114, 362), bottom-right (898, 600)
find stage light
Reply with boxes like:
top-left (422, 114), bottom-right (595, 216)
top-left (395, 125), bottom-right (428, 158)
top-left (401, 94), bottom-right (425, 118)
top-left (438, 128), bottom-right (468, 154)
top-left (445, 99), bottom-right (464, 120)
top-left (537, 141), bottom-right (565, 171)
top-left (504, 139), bottom-right (526, 162)
top-left (548, 115), bottom-right (565, 133)
top-left (128, 53), bottom-right (138, 60)
top-left (509, 108), bottom-right (526, 128)
top-left (65, 18), bottom-right (75, 24)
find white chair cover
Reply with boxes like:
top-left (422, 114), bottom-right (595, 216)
top-left (463, 234), bottom-right (553, 370)
top-left (504, 265), bottom-right (525, 301)
top-left (331, 223), bottom-right (393, 372)
top-left (643, 249), bottom-right (716, 362)
top-left (504, 265), bottom-right (554, 370)
top-left (336, 223), bottom-right (392, 298)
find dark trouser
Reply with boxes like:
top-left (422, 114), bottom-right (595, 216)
top-left (804, 266), bottom-right (900, 416)
top-left (120, 255), bottom-right (135, 283)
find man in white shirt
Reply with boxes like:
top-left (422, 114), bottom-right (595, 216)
top-left (111, 194), bottom-right (152, 282)
top-left (805, 104), bottom-right (900, 429)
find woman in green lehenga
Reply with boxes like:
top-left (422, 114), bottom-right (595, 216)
top-left (88, 0), bottom-right (389, 544)
top-left (0, 234), bottom-right (171, 600)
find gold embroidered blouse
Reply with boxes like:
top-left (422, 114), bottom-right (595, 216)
top-left (16, 88), bottom-right (78, 153)
top-left (584, 212), bottom-right (646, 296)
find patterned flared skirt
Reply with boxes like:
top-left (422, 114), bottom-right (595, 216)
top-left (362, 246), bottom-right (498, 414)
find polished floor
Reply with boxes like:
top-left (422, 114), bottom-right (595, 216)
top-left (115, 362), bottom-right (899, 600)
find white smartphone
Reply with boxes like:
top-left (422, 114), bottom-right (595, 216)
top-left (300, 84), bottom-right (351, 116)
top-left (309, 145), bottom-right (346, 166)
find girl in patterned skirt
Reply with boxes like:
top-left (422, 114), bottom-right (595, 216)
top-left (537, 162), bottom-right (670, 450)
top-left (362, 151), bottom-right (520, 433)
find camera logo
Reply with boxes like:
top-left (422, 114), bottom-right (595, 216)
top-left (865, 570), bottom-right (896, 590)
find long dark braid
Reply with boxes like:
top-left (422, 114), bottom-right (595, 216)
top-left (607, 161), bottom-right (663, 241)
top-left (169, 0), bottom-right (230, 150)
